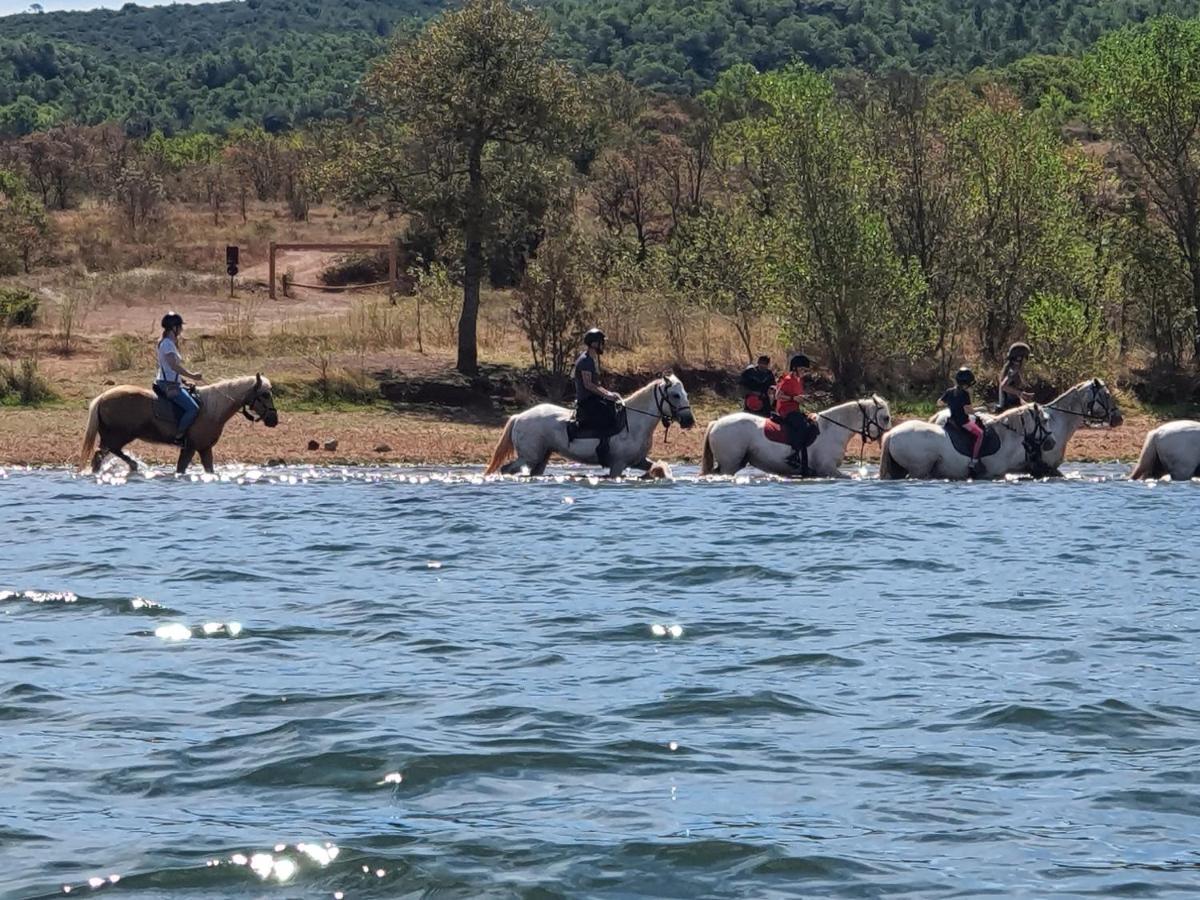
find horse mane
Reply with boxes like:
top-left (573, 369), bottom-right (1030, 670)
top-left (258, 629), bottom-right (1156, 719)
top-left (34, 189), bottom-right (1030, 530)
top-left (625, 373), bottom-right (677, 404)
top-left (994, 402), bottom-right (1037, 426)
top-left (1052, 378), bottom-right (1102, 406)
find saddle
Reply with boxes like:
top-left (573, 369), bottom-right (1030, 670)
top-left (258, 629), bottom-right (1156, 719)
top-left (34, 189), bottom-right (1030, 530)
top-left (763, 413), bottom-right (820, 447)
top-left (945, 416), bottom-right (1001, 459)
top-left (151, 383), bottom-right (201, 426)
top-left (566, 404), bottom-right (627, 443)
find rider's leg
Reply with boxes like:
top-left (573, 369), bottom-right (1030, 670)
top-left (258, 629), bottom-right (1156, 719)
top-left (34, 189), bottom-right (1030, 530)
top-left (171, 389), bottom-right (200, 440)
top-left (965, 419), bottom-right (984, 463)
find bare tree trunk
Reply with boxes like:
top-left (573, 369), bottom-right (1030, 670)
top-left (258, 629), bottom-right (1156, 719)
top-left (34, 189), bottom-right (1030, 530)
top-left (457, 141), bottom-right (484, 375)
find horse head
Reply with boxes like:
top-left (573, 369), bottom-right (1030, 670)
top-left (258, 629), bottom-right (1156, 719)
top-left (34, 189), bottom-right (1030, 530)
top-left (1087, 378), bottom-right (1123, 427)
top-left (243, 373), bottom-right (279, 428)
top-left (867, 394), bottom-right (893, 441)
top-left (658, 373), bottom-right (695, 430)
top-left (1029, 403), bottom-right (1056, 453)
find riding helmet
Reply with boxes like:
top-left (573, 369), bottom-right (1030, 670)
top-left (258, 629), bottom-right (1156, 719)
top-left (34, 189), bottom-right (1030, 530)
top-left (1007, 341), bottom-right (1031, 361)
top-left (583, 328), bottom-right (606, 347)
top-left (789, 353), bottom-right (811, 371)
top-left (161, 311), bottom-right (184, 331)
top-left (955, 366), bottom-right (976, 386)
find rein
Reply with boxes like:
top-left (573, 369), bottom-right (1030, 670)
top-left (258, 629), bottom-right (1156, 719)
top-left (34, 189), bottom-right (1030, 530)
top-left (621, 381), bottom-right (692, 444)
top-left (1045, 390), bottom-right (1114, 424)
top-left (815, 401), bottom-right (888, 466)
top-left (201, 380), bottom-right (268, 423)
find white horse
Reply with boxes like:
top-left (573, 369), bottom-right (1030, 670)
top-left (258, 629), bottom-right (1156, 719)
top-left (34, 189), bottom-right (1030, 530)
top-left (699, 396), bottom-right (892, 477)
top-left (484, 374), bottom-right (695, 477)
top-left (880, 403), bottom-right (1054, 480)
top-left (931, 378), bottom-right (1122, 475)
top-left (1131, 421), bottom-right (1200, 480)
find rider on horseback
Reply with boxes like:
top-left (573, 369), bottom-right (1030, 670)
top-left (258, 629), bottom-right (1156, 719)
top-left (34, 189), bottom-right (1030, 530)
top-left (997, 341), bottom-right (1034, 412)
top-left (940, 367), bottom-right (983, 475)
top-left (776, 353), bottom-right (814, 473)
top-left (156, 311), bottom-right (203, 445)
top-left (573, 328), bottom-right (623, 467)
top-left (739, 355), bottom-right (775, 416)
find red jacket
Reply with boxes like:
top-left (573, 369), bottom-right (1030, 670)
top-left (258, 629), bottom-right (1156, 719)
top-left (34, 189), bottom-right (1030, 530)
top-left (775, 373), bottom-right (805, 416)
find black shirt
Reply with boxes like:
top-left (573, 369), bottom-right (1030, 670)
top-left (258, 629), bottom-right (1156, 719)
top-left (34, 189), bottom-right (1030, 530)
top-left (573, 352), bottom-right (598, 404)
top-left (740, 365), bottom-right (775, 395)
top-left (941, 386), bottom-right (971, 426)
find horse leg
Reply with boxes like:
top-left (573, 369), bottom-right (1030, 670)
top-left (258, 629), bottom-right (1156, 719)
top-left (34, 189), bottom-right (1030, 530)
top-left (91, 448), bottom-right (106, 474)
top-left (110, 446), bottom-right (138, 473)
top-left (176, 447), bottom-right (196, 474)
top-left (199, 448), bottom-right (215, 474)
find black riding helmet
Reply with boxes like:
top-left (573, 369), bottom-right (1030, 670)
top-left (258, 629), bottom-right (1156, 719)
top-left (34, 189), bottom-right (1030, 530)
top-left (583, 328), bottom-right (606, 348)
top-left (955, 366), bottom-right (976, 386)
top-left (161, 311), bottom-right (184, 331)
top-left (789, 353), bottom-right (811, 371)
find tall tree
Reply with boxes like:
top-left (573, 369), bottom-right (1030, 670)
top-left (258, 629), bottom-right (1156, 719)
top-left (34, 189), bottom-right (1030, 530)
top-left (363, 0), bottom-right (582, 374)
top-left (1089, 16), bottom-right (1200, 360)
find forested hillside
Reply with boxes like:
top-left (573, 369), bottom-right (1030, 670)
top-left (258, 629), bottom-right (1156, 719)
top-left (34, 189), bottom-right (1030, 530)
top-left (3, 0), bottom-right (1200, 134)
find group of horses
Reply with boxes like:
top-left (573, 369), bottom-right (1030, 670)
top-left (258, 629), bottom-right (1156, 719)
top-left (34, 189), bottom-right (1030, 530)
top-left (79, 371), bottom-right (1200, 482)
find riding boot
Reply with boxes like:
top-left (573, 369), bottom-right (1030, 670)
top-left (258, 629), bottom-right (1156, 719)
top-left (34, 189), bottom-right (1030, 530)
top-left (786, 449), bottom-right (802, 470)
top-left (801, 446), bottom-right (811, 477)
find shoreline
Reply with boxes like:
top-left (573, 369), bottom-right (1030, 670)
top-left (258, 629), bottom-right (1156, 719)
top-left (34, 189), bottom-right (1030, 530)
top-left (0, 404), bottom-right (1156, 470)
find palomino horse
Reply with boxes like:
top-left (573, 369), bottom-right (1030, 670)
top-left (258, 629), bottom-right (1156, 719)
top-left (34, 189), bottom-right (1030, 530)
top-left (484, 374), bottom-right (695, 477)
top-left (1131, 421), bottom-right (1200, 480)
top-left (80, 374), bottom-right (278, 475)
top-left (699, 396), bottom-right (892, 477)
top-left (931, 378), bottom-right (1122, 475)
top-left (880, 403), bottom-right (1054, 480)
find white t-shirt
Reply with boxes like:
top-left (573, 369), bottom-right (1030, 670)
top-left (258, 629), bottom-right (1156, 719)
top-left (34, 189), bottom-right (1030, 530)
top-left (157, 337), bottom-right (182, 383)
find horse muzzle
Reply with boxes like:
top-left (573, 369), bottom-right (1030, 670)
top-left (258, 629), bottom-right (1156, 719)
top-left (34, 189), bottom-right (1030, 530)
top-left (679, 412), bottom-right (696, 430)
top-left (1109, 412), bottom-right (1124, 427)
top-left (264, 411), bottom-right (279, 428)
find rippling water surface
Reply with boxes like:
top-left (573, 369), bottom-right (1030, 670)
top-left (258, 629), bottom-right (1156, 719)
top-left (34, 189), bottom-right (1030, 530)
top-left (2, 464), bottom-right (1199, 899)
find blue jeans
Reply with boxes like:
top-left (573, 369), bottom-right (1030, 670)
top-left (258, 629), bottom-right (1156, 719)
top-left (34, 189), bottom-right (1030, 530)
top-left (159, 381), bottom-right (199, 434)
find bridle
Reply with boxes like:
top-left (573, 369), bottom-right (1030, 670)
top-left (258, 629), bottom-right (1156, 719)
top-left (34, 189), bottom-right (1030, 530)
top-left (815, 399), bottom-right (890, 466)
top-left (1046, 380), bottom-right (1116, 425)
top-left (999, 403), bottom-right (1054, 468)
top-left (207, 375), bottom-right (274, 423)
top-left (623, 378), bottom-right (693, 443)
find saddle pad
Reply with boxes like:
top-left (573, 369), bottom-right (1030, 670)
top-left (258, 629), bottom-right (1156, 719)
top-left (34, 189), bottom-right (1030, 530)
top-left (945, 420), bottom-right (1002, 458)
top-left (566, 406), bottom-right (627, 443)
top-left (763, 415), bottom-right (819, 447)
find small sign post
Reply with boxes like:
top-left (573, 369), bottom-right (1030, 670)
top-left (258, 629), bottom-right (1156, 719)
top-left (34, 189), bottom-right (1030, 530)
top-left (226, 245), bottom-right (239, 297)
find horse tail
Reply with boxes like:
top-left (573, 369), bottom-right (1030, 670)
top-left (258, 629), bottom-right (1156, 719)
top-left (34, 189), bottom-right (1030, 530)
top-left (484, 415), bottom-right (516, 476)
top-left (1130, 429), bottom-right (1162, 480)
top-left (878, 434), bottom-right (906, 480)
top-left (79, 396), bottom-right (101, 471)
top-left (700, 427), bottom-right (716, 475)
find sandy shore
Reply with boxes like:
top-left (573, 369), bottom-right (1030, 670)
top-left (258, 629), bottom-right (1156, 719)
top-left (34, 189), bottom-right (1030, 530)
top-left (0, 401), bottom-right (1157, 471)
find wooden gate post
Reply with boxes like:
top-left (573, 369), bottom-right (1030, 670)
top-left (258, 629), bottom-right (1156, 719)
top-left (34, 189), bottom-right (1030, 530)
top-left (388, 240), bottom-right (398, 305)
top-left (268, 242), bottom-right (277, 300)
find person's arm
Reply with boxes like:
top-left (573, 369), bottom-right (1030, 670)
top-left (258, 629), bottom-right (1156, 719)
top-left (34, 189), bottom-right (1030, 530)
top-left (1001, 375), bottom-right (1034, 403)
top-left (581, 370), bottom-right (619, 401)
top-left (165, 351), bottom-right (202, 381)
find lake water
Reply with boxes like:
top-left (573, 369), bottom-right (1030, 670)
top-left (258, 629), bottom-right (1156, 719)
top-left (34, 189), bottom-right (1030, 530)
top-left (1, 464), bottom-right (1198, 899)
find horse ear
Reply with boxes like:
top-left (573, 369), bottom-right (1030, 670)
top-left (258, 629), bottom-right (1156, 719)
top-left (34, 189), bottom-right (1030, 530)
top-left (255, 373), bottom-right (262, 392)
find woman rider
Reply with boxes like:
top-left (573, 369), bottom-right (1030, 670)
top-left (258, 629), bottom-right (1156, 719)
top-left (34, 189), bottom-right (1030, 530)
top-left (775, 353), bottom-right (813, 472)
top-left (996, 341), bottom-right (1034, 412)
top-left (156, 311), bottom-right (203, 445)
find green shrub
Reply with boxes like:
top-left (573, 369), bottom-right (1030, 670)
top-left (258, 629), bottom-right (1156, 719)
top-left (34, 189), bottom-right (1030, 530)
top-left (103, 335), bottom-right (144, 372)
top-left (0, 357), bottom-right (55, 406)
top-left (1022, 292), bottom-right (1110, 387)
top-left (0, 287), bottom-right (39, 328)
